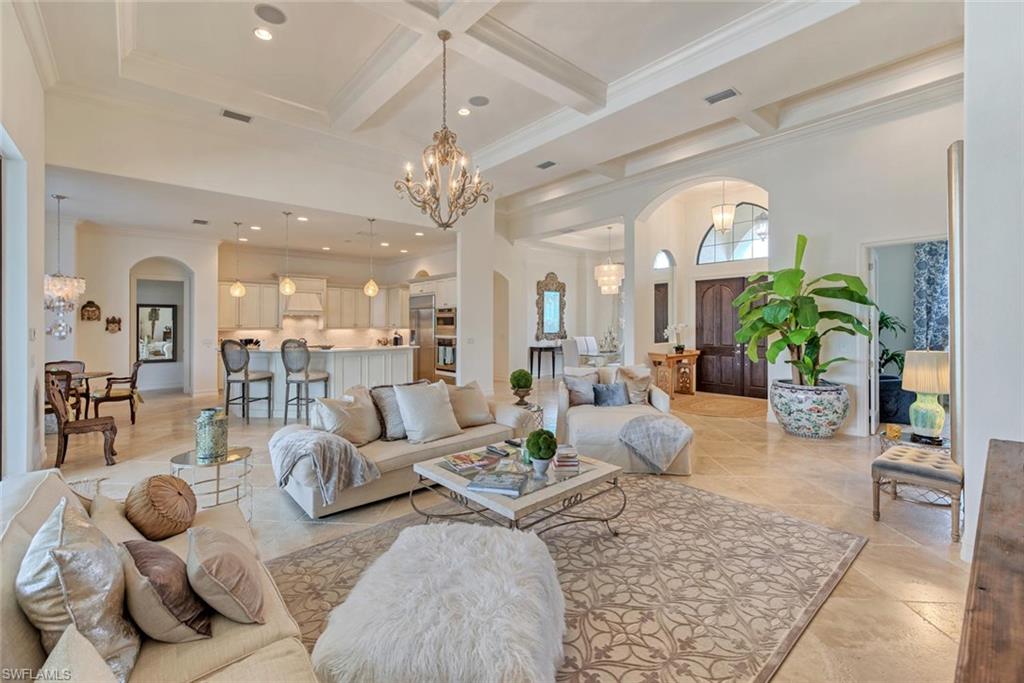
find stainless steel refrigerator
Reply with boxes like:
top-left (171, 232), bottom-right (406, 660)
top-left (409, 294), bottom-right (436, 383)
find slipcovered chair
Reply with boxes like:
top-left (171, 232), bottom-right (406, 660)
top-left (281, 338), bottom-right (329, 425)
top-left (222, 339), bottom-right (274, 424)
top-left (92, 360), bottom-right (143, 424)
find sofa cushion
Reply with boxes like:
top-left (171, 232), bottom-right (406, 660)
top-left (40, 624), bottom-right (117, 683)
top-left (446, 381), bottom-right (495, 428)
top-left (394, 380), bottom-right (463, 444)
top-left (310, 386), bottom-right (381, 446)
top-left (187, 527), bottom-right (265, 624)
top-left (370, 380), bottom-right (427, 440)
top-left (594, 382), bottom-right (629, 407)
top-left (359, 423), bottom-right (514, 474)
top-left (566, 404), bottom-right (662, 448)
top-left (91, 495), bottom-right (146, 544)
top-left (616, 366), bottom-right (652, 405)
top-left (197, 637), bottom-right (319, 682)
top-left (563, 374), bottom-right (596, 406)
top-left (120, 539), bottom-right (212, 642)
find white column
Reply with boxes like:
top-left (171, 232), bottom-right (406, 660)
top-left (621, 215), bottom-right (637, 365)
top-left (960, 1), bottom-right (1024, 560)
top-left (456, 206), bottom-right (495, 394)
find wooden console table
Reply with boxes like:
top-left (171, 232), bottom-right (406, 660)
top-left (648, 350), bottom-right (701, 397)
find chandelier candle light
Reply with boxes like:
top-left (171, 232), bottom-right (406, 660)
top-left (230, 222), bottom-right (246, 298)
top-left (594, 226), bottom-right (624, 295)
top-left (45, 194), bottom-right (87, 339)
top-left (279, 211), bottom-right (296, 296)
top-left (395, 30), bottom-right (493, 230)
top-left (363, 218), bottom-right (379, 298)
top-left (711, 180), bottom-right (736, 234)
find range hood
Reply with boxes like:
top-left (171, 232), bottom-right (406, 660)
top-left (282, 291), bottom-right (324, 316)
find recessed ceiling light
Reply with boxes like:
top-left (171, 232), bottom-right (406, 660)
top-left (414, 232), bottom-right (424, 237)
top-left (380, 242), bottom-right (389, 247)
top-left (297, 216), bottom-right (309, 222)
top-left (468, 95), bottom-right (490, 107)
top-left (457, 108), bottom-right (470, 117)
top-left (253, 27), bottom-right (273, 41)
top-left (238, 237), bottom-right (249, 242)
top-left (249, 225), bottom-right (261, 230)
top-left (400, 249), bottom-right (408, 254)
top-left (321, 246), bottom-right (330, 251)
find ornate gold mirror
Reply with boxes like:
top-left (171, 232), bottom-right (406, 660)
top-left (535, 272), bottom-right (567, 341)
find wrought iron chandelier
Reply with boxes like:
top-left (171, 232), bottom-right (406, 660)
top-left (594, 226), bottom-right (624, 295)
top-left (395, 30), bottom-right (493, 230)
top-left (45, 194), bottom-right (86, 339)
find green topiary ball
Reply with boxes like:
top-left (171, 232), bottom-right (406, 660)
top-left (525, 429), bottom-right (557, 460)
top-left (509, 369), bottom-right (533, 390)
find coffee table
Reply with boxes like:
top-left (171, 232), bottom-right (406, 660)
top-left (411, 445), bottom-right (625, 536)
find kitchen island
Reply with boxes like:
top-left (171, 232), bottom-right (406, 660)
top-left (222, 346), bottom-right (415, 419)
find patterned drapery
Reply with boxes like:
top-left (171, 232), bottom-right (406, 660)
top-left (912, 240), bottom-right (949, 350)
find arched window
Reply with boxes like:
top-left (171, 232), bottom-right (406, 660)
top-left (697, 202), bottom-right (769, 265)
top-left (653, 249), bottom-right (676, 270)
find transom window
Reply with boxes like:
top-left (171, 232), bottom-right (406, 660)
top-left (697, 202), bottom-right (769, 265)
top-left (653, 249), bottom-right (676, 270)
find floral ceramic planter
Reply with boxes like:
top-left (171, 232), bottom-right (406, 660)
top-left (769, 379), bottom-right (850, 439)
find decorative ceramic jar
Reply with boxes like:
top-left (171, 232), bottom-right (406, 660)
top-left (513, 388), bottom-right (532, 407)
top-left (769, 379), bottom-right (850, 439)
top-left (194, 408), bottom-right (228, 463)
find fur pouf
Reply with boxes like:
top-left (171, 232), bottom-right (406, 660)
top-left (312, 523), bottom-right (564, 683)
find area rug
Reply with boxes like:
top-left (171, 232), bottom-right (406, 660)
top-left (673, 392), bottom-right (768, 419)
top-left (267, 476), bottom-right (864, 682)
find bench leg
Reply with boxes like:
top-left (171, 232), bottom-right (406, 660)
top-left (872, 477), bottom-right (881, 521)
top-left (950, 489), bottom-right (961, 542)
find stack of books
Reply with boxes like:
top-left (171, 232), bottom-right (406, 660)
top-left (440, 451), bottom-right (498, 474)
top-left (553, 446), bottom-right (580, 474)
top-left (466, 472), bottom-right (528, 497)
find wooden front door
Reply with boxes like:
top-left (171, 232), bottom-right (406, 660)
top-left (695, 277), bottom-right (767, 398)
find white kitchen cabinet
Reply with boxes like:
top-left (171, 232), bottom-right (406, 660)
top-left (435, 278), bottom-right (457, 308)
top-left (258, 285), bottom-right (279, 327)
top-left (340, 288), bottom-right (357, 327)
top-left (218, 283), bottom-right (239, 329)
top-left (238, 287), bottom-right (262, 328)
top-left (355, 291), bottom-right (371, 328)
top-left (326, 287), bottom-right (342, 329)
top-left (370, 290), bottom-right (388, 328)
top-left (410, 281), bottom-right (434, 296)
top-left (385, 286), bottom-right (409, 327)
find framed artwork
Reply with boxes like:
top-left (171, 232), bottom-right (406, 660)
top-left (105, 316), bottom-right (122, 334)
top-left (80, 300), bottom-right (101, 321)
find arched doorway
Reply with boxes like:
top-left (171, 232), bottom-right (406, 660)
top-left (129, 257), bottom-right (194, 393)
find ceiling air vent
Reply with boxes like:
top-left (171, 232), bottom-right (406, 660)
top-left (191, 219), bottom-right (209, 226)
top-left (704, 87), bottom-right (740, 105)
top-left (221, 109), bottom-right (252, 124)
top-left (536, 160), bottom-right (556, 170)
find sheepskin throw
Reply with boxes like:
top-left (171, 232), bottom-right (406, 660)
top-left (311, 523), bottom-right (564, 683)
top-left (269, 425), bottom-right (380, 506)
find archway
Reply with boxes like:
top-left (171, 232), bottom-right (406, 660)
top-left (129, 257), bottom-right (195, 394)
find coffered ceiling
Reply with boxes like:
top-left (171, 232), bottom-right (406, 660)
top-left (22, 1), bottom-right (964, 204)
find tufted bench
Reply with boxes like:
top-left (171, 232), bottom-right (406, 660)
top-left (872, 445), bottom-right (964, 541)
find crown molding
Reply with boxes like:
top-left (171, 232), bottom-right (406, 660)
top-left (13, 0), bottom-right (59, 88)
top-left (77, 220), bottom-right (223, 245)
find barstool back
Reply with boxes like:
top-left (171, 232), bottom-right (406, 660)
top-left (221, 339), bottom-right (250, 377)
top-left (281, 338), bottom-right (311, 379)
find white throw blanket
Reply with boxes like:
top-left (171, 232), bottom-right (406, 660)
top-left (269, 425), bottom-right (381, 506)
top-left (618, 414), bottom-right (693, 473)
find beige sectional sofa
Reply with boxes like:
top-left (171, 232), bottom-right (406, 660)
top-left (1, 469), bottom-right (317, 682)
top-left (284, 400), bottom-right (534, 518)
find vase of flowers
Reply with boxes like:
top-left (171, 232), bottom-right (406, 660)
top-left (509, 369), bottom-right (534, 407)
top-left (664, 323), bottom-right (688, 353)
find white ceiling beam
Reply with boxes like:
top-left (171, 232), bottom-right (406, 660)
top-left (588, 160), bottom-right (627, 180)
top-left (458, 16), bottom-right (606, 113)
top-left (735, 105), bottom-right (780, 136)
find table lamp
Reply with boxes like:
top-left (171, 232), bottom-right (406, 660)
top-left (901, 350), bottom-right (950, 444)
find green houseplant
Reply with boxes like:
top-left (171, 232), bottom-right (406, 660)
top-left (733, 234), bottom-right (876, 438)
top-left (509, 368), bottom-right (534, 406)
top-left (525, 428), bottom-right (557, 476)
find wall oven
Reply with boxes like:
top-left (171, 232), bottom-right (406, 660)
top-left (436, 338), bottom-right (457, 384)
top-left (436, 308), bottom-right (457, 337)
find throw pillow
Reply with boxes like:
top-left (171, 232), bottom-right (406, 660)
top-left (393, 380), bottom-right (463, 444)
top-left (370, 380), bottom-right (427, 440)
top-left (124, 475), bottom-right (197, 541)
top-left (563, 374), bottom-right (597, 406)
top-left (616, 366), bottom-right (652, 405)
top-left (90, 494), bottom-right (145, 544)
top-left (186, 526), bottom-right (265, 624)
top-left (446, 381), bottom-right (495, 428)
top-left (594, 382), bottom-right (629, 407)
top-left (120, 539), bottom-right (212, 642)
top-left (310, 385), bottom-right (381, 446)
top-left (39, 625), bottom-right (117, 683)
top-left (15, 498), bottom-right (140, 683)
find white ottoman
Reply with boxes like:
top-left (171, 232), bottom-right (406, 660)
top-left (312, 523), bottom-right (565, 683)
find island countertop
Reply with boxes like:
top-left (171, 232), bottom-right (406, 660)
top-left (242, 345), bottom-right (418, 353)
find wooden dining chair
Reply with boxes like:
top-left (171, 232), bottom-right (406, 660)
top-left (92, 359), bottom-right (143, 424)
top-left (46, 374), bottom-right (117, 467)
top-left (44, 361), bottom-right (86, 416)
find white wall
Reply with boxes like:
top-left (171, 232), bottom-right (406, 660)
top-left (2, 1), bottom-right (48, 474)
top-left (875, 244), bottom-right (916, 355)
top-left (133, 267), bottom-right (188, 392)
top-left (960, 1), bottom-right (1024, 560)
top-left (384, 250), bottom-right (457, 284)
top-left (75, 224), bottom-right (220, 395)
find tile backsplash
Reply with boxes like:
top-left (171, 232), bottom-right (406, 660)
top-left (220, 317), bottom-right (410, 349)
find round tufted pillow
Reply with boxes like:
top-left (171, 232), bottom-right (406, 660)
top-left (124, 475), bottom-right (197, 541)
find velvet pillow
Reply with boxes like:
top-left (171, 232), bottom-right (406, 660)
top-left (186, 527), bottom-right (265, 624)
top-left (124, 475), bottom-right (197, 541)
top-left (39, 625), bottom-right (117, 683)
top-left (311, 385), bottom-right (381, 446)
top-left (563, 375), bottom-right (597, 406)
top-left (616, 366), bottom-right (652, 405)
top-left (446, 381), bottom-right (495, 428)
top-left (393, 380), bottom-right (463, 444)
top-left (120, 539), bottom-right (212, 642)
top-left (370, 380), bottom-right (428, 440)
top-left (594, 382), bottom-right (629, 407)
top-left (15, 498), bottom-right (140, 683)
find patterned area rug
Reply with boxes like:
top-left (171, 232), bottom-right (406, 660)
top-left (673, 393), bottom-right (768, 419)
top-left (267, 476), bottom-right (864, 682)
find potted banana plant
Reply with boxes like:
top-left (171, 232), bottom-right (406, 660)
top-left (733, 234), bottom-right (875, 438)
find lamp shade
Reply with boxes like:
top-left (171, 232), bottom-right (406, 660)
top-left (902, 350), bottom-right (949, 394)
top-left (711, 203), bottom-right (735, 234)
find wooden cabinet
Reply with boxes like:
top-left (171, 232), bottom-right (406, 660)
top-left (218, 282), bottom-right (279, 329)
top-left (410, 281), bottom-right (434, 296)
top-left (355, 290), bottom-right (371, 328)
top-left (218, 283), bottom-right (239, 329)
top-left (326, 287), bottom-right (343, 329)
top-left (385, 286), bottom-right (410, 327)
top-left (238, 287), bottom-right (262, 328)
top-left (370, 290), bottom-right (388, 328)
top-left (258, 285), bottom-right (279, 328)
top-left (435, 278), bottom-right (456, 308)
top-left (340, 288), bottom-right (357, 328)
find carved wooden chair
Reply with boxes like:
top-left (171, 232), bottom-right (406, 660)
top-left (92, 359), bottom-right (143, 424)
top-left (46, 373), bottom-right (117, 467)
top-left (44, 362), bottom-right (85, 419)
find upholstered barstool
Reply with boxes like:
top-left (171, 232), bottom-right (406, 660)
top-left (221, 340), bottom-right (274, 424)
top-left (282, 338), bottom-right (329, 425)
top-left (872, 445), bottom-right (964, 542)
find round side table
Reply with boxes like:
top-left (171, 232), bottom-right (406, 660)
top-left (170, 446), bottom-right (253, 521)
top-left (523, 403), bottom-right (545, 432)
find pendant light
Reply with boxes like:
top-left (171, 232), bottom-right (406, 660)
top-left (593, 225), bottom-right (624, 295)
top-left (753, 211), bottom-right (769, 241)
top-left (279, 211), bottom-right (296, 296)
top-left (711, 180), bottom-right (735, 234)
top-left (229, 221), bottom-right (247, 298)
top-left (45, 194), bottom-right (86, 339)
top-left (363, 218), bottom-right (379, 297)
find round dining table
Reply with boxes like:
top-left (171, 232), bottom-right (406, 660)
top-left (71, 370), bottom-right (112, 415)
